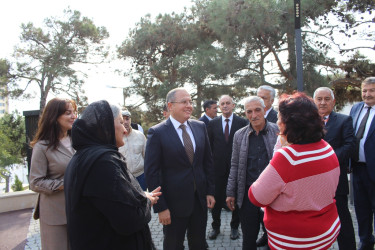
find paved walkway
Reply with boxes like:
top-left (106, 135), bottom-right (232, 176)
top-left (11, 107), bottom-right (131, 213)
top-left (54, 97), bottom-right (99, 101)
top-left (0, 208), bottom-right (32, 250)
top-left (23, 203), bottom-right (359, 249)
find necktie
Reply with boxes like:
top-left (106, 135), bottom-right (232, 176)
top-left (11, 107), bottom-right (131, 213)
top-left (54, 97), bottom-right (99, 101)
top-left (180, 124), bottom-right (194, 164)
top-left (356, 107), bottom-right (371, 140)
top-left (354, 106), bottom-right (371, 161)
top-left (225, 118), bottom-right (230, 142)
top-left (323, 116), bottom-right (329, 125)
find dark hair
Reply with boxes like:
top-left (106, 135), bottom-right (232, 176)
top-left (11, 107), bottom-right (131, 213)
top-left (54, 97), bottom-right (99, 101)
top-left (31, 98), bottom-right (77, 149)
top-left (203, 100), bottom-right (217, 111)
top-left (163, 104), bottom-right (168, 112)
top-left (278, 92), bottom-right (324, 144)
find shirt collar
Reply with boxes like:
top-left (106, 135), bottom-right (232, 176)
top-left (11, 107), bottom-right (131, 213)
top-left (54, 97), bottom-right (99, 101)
top-left (204, 113), bottom-right (213, 121)
top-left (264, 108), bottom-right (272, 118)
top-left (222, 113), bottom-right (234, 122)
top-left (170, 115), bottom-right (188, 130)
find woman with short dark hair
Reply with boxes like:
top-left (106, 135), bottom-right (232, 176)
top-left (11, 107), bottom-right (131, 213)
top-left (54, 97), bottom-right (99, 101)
top-left (249, 92), bottom-right (341, 250)
top-left (29, 97), bottom-right (77, 250)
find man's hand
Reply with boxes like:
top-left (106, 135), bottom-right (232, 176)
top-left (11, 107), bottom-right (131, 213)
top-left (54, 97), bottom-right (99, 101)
top-left (226, 197), bottom-right (236, 211)
top-left (206, 195), bottom-right (215, 209)
top-left (158, 209), bottom-right (171, 225)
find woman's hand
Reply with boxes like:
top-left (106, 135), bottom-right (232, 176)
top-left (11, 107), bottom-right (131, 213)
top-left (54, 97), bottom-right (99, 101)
top-left (145, 186), bottom-right (162, 206)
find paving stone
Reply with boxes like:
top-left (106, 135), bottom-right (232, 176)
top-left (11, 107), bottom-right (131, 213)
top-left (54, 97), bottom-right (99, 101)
top-left (24, 203), bottom-right (360, 250)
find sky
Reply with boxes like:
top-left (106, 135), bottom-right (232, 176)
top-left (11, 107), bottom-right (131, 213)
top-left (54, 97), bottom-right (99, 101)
top-left (0, 0), bottom-right (194, 112)
top-left (1, 1), bottom-right (373, 113)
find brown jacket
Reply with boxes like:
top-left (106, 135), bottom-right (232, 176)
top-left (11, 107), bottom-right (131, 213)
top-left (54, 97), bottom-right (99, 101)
top-left (29, 140), bottom-right (74, 225)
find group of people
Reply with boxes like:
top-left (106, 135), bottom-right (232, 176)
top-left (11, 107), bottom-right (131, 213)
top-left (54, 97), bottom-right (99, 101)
top-left (28, 76), bottom-right (375, 250)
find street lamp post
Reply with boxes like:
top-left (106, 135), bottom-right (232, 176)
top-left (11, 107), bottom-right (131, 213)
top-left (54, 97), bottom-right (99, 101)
top-left (106, 85), bottom-right (128, 107)
top-left (294, 0), bottom-right (304, 92)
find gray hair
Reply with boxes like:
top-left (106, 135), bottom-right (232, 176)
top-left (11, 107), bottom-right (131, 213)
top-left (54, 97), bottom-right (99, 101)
top-left (257, 85), bottom-right (276, 100)
top-left (166, 87), bottom-right (187, 103)
top-left (109, 104), bottom-right (122, 119)
top-left (313, 87), bottom-right (335, 100)
top-left (219, 95), bottom-right (235, 104)
top-left (363, 77), bottom-right (375, 85)
top-left (243, 96), bottom-right (265, 109)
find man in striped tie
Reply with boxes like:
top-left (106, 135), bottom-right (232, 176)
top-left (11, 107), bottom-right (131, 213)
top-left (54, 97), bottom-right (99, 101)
top-left (349, 77), bottom-right (375, 250)
top-left (145, 87), bottom-right (215, 250)
top-left (314, 87), bottom-right (356, 250)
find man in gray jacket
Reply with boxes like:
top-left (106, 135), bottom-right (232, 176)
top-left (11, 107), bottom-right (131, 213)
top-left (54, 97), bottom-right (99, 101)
top-left (226, 96), bottom-right (279, 250)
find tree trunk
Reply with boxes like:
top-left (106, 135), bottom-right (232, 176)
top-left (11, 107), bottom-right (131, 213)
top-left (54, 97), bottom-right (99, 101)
top-left (5, 175), bottom-right (10, 193)
top-left (195, 82), bottom-right (203, 119)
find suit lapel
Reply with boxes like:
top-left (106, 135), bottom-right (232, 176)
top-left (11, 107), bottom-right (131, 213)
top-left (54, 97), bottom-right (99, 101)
top-left (167, 118), bottom-right (194, 165)
top-left (188, 120), bottom-right (199, 163)
top-left (324, 111), bottom-right (336, 139)
top-left (366, 109), bottom-right (375, 140)
top-left (353, 103), bottom-right (365, 130)
top-left (325, 111), bottom-right (336, 128)
top-left (56, 142), bottom-right (74, 158)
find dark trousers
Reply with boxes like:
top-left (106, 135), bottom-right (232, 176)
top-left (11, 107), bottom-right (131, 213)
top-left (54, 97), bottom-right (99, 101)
top-left (239, 189), bottom-right (261, 250)
top-left (163, 193), bottom-right (207, 250)
top-left (335, 194), bottom-right (356, 250)
top-left (211, 175), bottom-right (240, 230)
top-left (353, 164), bottom-right (375, 249)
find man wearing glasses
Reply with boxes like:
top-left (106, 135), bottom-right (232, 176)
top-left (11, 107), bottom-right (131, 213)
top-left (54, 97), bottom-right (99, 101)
top-left (145, 87), bottom-right (215, 249)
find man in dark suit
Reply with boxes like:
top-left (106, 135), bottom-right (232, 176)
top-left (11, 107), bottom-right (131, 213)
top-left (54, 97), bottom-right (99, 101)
top-left (207, 95), bottom-right (247, 240)
top-left (314, 87), bottom-right (356, 250)
top-left (257, 85), bottom-right (278, 123)
top-left (350, 77), bottom-right (375, 250)
top-left (145, 87), bottom-right (215, 250)
top-left (199, 100), bottom-right (217, 126)
top-left (256, 85), bottom-right (278, 247)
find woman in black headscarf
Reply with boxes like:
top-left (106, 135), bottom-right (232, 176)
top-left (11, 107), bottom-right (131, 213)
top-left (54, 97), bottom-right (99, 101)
top-left (64, 100), bottom-right (160, 250)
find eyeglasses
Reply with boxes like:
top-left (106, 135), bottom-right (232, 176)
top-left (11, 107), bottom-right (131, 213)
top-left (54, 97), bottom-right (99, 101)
top-left (170, 100), bottom-right (193, 106)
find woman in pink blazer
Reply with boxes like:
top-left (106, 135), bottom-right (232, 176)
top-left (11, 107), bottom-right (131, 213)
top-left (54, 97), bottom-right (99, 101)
top-left (29, 98), bottom-right (77, 250)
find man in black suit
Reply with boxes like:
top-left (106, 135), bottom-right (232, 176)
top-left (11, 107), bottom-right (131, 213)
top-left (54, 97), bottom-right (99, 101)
top-left (349, 77), bottom-right (375, 250)
top-left (207, 95), bottom-right (247, 241)
top-left (314, 87), bottom-right (356, 250)
top-left (257, 85), bottom-right (278, 123)
top-left (255, 85), bottom-right (278, 247)
top-left (145, 87), bottom-right (215, 250)
top-left (199, 100), bottom-right (217, 126)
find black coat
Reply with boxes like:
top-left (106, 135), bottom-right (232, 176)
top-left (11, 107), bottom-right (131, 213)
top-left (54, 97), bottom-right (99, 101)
top-left (207, 114), bottom-right (248, 177)
top-left (65, 100), bottom-right (154, 250)
top-left (199, 115), bottom-right (210, 126)
top-left (323, 111), bottom-right (355, 195)
top-left (266, 108), bottom-right (278, 123)
top-left (144, 118), bottom-right (215, 217)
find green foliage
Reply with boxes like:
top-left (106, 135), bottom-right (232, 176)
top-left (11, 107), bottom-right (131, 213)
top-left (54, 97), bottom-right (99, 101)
top-left (118, 0), bottom-right (374, 123)
top-left (7, 8), bottom-right (109, 111)
top-left (0, 112), bottom-right (26, 192)
top-left (0, 112), bottom-right (26, 170)
top-left (11, 175), bottom-right (24, 192)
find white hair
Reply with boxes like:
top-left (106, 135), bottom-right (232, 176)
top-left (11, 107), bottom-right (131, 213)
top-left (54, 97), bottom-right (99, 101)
top-left (243, 96), bottom-right (265, 109)
top-left (257, 85), bottom-right (276, 100)
top-left (109, 104), bottom-right (122, 119)
top-left (313, 87), bottom-right (335, 100)
top-left (219, 95), bottom-right (235, 104)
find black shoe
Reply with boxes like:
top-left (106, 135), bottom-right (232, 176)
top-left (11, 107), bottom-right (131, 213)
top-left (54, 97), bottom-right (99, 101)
top-left (358, 242), bottom-right (375, 250)
top-left (230, 228), bottom-right (239, 240)
top-left (208, 229), bottom-right (220, 240)
top-left (256, 233), bottom-right (268, 247)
